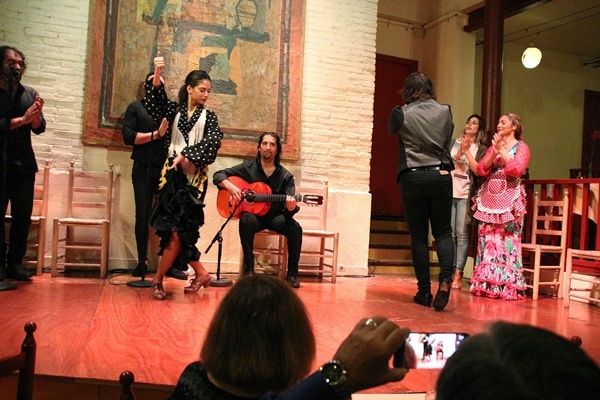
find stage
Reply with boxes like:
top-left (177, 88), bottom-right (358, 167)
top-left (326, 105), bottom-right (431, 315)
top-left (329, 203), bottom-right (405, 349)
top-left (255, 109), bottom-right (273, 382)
top-left (1, 271), bottom-right (599, 399)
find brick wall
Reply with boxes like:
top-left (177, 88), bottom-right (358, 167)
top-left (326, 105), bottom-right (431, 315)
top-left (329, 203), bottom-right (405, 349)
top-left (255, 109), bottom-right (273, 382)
top-left (1, 0), bottom-right (378, 273)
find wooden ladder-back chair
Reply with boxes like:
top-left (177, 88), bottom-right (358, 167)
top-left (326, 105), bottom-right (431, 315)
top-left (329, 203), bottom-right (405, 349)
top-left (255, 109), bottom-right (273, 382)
top-left (563, 248), bottom-right (600, 308)
top-left (0, 321), bottom-right (37, 400)
top-left (294, 181), bottom-right (339, 283)
top-left (521, 190), bottom-right (569, 300)
top-left (51, 161), bottom-right (114, 278)
top-left (4, 161), bottom-right (50, 276)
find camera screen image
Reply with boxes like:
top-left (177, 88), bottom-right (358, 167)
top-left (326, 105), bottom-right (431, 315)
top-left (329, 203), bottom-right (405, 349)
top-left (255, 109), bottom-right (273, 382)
top-left (406, 332), bottom-right (469, 369)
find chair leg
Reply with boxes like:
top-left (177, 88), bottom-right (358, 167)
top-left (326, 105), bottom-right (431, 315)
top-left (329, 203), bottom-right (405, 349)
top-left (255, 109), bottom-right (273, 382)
top-left (331, 233), bottom-right (339, 284)
top-left (51, 219), bottom-right (60, 277)
top-left (563, 251), bottom-right (572, 308)
top-left (532, 247), bottom-right (541, 301)
top-left (316, 237), bottom-right (325, 280)
top-left (36, 219), bottom-right (46, 276)
top-left (557, 253), bottom-right (565, 299)
top-left (100, 221), bottom-right (110, 278)
top-left (280, 238), bottom-right (288, 280)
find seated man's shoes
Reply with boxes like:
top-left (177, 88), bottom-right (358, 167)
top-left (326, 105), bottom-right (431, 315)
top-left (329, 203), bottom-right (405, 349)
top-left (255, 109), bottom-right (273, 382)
top-left (286, 274), bottom-right (300, 289)
top-left (433, 280), bottom-right (451, 311)
top-left (413, 291), bottom-right (433, 307)
top-left (6, 265), bottom-right (33, 281)
top-left (131, 262), bottom-right (147, 277)
top-left (166, 267), bottom-right (187, 280)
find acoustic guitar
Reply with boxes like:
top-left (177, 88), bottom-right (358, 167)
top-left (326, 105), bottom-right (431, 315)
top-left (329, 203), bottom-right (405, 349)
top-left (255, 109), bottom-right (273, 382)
top-left (216, 176), bottom-right (323, 219)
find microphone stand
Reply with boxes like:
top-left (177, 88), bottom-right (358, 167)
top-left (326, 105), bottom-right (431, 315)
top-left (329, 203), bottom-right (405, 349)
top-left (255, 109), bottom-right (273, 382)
top-left (0, 72), bottom-right (19, 291)
top-left (205, 194), bottom-right (246, 287)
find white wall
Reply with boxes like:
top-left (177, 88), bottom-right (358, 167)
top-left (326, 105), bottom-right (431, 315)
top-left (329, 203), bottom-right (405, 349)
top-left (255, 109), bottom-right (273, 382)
top-left (1, 0), bottom-right (378, 275)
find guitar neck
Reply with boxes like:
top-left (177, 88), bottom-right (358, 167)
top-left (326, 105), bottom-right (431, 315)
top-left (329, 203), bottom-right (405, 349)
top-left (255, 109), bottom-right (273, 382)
top-left (246, 193), bottom-right (301, 203)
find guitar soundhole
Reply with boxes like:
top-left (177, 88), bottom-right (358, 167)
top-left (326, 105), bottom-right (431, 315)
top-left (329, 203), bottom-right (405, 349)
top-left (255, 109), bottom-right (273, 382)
top-left (242, 188), bottom-right (255, 202)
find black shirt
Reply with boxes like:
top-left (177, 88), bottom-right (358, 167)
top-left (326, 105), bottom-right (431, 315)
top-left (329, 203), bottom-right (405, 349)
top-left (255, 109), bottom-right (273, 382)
top-left (0, 83), bottom-right (45, 174)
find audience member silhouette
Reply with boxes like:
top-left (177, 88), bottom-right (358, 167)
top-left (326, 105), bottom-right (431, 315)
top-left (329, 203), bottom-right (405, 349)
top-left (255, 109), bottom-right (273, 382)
top-left (169, 275), bottom-right (412, 399)
top-left (436, 321), bottom-right (600, 400)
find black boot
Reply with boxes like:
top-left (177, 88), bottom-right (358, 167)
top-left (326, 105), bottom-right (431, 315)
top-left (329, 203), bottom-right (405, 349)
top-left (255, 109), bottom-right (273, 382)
top-left (6, 265), bottom-right (33, 281)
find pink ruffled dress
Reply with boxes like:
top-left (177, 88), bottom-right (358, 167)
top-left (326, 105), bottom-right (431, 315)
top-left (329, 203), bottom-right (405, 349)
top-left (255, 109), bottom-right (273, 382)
top-left (470, 142), bottom-right (530, 300)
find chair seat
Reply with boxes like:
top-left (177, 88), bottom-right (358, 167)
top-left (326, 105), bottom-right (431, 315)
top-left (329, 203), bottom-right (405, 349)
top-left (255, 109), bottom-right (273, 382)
top-left (55, 217), bottom-right (109, 225)
top-left (302, 229), bottom-right (337, 236)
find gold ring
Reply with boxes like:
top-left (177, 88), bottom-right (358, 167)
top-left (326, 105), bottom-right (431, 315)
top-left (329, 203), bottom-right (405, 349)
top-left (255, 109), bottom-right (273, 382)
top-left (365, 318), bottom-right (378, 328)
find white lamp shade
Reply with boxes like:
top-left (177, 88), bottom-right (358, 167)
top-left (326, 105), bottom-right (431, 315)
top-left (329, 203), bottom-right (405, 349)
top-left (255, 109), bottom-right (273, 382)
top-left (522, 46), bottom-right (542, 68)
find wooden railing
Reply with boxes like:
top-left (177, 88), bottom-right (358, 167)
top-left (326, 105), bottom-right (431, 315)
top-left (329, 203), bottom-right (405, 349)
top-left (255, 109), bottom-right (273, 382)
top-left (523, 178), bottom-right (600, 273)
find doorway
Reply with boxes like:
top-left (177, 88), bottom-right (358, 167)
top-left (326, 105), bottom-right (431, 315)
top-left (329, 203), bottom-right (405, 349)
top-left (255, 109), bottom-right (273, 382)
top-left (370, 54), bottom-right (417, 217)
top-left (581, 90), bottom-right (600, 173)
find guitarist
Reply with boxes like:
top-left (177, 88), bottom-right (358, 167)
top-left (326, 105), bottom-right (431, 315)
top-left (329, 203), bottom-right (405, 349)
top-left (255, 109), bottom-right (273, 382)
top-left (213, 132), bottom-right (302, 288)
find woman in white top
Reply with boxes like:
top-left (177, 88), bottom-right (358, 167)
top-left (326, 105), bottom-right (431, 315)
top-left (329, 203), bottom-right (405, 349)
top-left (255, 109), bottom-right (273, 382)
top-left (145, 54), bottom-right (224, 300)
top-left (450, 115), bottom-right (488, 289)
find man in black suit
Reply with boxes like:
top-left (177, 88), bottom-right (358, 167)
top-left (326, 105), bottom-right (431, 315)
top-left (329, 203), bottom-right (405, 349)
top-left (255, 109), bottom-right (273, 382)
top-left (0, 45), bottom-right (45, 281)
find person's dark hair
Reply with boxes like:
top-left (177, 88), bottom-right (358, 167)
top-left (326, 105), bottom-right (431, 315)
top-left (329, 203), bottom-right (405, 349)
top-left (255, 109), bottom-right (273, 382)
top-left (466, 114), bottom-right (488, 146)
top-left (503, 112), bottom-right (523, 140)
top-left (401, 71), bottom-right (435, 104)
top-left (436, 321), bottom-right (600, 400)
top-left (0, 45), bottom-right (27, 73)
top-left (177, 69), bottom-right (211, 109)
top-left (200, 275), bottom-right (315, 393)
top-left (255, 131), bottom-right (282, 166)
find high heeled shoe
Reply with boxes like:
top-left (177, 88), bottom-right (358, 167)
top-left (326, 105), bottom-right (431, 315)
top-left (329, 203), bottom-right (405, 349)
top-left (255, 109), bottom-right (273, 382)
top-left (152, 282), bottom-right (166, 300)
top-left (184, 274), bottom-right (211, 294)
top-left (451, 270), bottom-right (464, 290)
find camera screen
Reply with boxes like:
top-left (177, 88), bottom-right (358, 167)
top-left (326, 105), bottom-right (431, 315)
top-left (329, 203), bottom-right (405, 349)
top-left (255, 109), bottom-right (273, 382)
top-left (406, 332), bottom-right (469, 369)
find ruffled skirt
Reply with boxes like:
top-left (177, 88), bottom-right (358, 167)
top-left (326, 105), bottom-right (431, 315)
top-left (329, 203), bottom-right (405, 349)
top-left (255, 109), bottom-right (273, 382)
top-left (150, 168), bottom-right (205, 264)
top-left (469, 221), bottom-right (527, 300)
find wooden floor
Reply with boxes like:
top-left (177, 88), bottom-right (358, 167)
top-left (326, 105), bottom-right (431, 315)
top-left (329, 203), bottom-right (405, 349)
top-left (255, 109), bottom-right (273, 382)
top-left (1, 270), bottom-right (600, 397)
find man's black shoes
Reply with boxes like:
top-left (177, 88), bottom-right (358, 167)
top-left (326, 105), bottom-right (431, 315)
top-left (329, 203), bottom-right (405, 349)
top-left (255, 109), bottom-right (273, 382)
top-left (242, 268), bottom-right (255, 277)
top-left (166, 267), bottom-right (187, 280)
top-left (286, 275), bottom-right (300, 288)
top-left (413, 292), bottom-right (433, 307)
top-left (6, 265), bottom-right (33, 281)
top-left (433, 280), bottom-right (451, 311)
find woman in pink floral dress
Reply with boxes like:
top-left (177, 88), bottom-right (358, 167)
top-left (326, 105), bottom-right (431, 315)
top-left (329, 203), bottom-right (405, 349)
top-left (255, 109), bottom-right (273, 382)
top-left (469, 113), bottom-right (530, 300)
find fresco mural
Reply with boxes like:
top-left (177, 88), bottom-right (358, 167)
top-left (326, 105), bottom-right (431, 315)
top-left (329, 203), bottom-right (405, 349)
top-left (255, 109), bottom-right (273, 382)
top-left (83, 0), bottom-right (303, 159)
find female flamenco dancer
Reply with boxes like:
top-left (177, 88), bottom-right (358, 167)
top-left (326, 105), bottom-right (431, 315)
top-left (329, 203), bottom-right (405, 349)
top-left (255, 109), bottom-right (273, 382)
top-left (144, 52), bottom-right (223, 300)
top-left (469, 113), bottom-right (530, 300)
